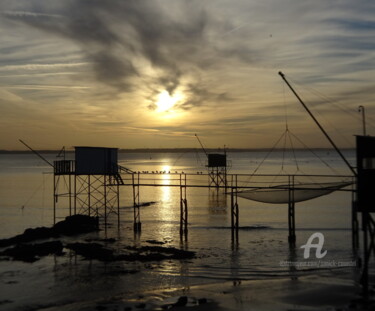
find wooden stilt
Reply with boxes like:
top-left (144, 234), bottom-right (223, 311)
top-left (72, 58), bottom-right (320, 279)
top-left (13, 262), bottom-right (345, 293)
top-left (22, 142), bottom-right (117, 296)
top-left (288, 176), bottom-right (296, 245)
top-left (180, 173), bottom-right (188, 238)
top-left (231, 175), bottom-right (239, 244)
top-left (132, 173), bottom-right (141, 233)
top-left (352, 187), bottom-right (359, 249)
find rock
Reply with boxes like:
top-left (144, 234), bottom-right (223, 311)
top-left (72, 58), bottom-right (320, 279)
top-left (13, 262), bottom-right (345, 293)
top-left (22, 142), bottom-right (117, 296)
top-left (125, 246), bottom-right (196, 260)
top-left (198, 298), bottom-right (207, 305)
top-left (85, 238), bottom-right (116, 243)
top-left (0, 215), bottom-right (99, 248)
top-left (0, 227), bottom-right (52, 248)
top-left (138, 201), bottom-right (157, 207)
top-left (0, 241), bottom-right (63, 262)
top-left (22, 227), bottom-right (54, 241)
top-left (53, 215), bottom-right (98, 236)
top-left (173, 296), bottom-right (188, 307)
top-left (107, 269), bottom-right (139, 276)
top-left (135, 303), bottom-right (146, 309)
top-left (65, 244), bottom-right (196, 262)
top-left (66, 243), bottom-right (115, 262)
top-left (145, 240), bottom-right (165, 245)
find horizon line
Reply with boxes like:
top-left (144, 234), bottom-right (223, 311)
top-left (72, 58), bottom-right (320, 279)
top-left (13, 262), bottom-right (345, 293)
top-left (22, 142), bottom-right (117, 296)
top-left (0, 147), bottom-right (355, 154)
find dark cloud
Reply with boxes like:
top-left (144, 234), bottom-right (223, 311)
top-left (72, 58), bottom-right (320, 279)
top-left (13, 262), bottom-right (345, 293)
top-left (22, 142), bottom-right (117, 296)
top-left (176, 83), bottom-right (231, 111)
top-left (88, 51), bottom-right (137, 91)
top-left (157, 72), bottom-right (182, 96)
top-left (2, 0), bottom-right (251, 108)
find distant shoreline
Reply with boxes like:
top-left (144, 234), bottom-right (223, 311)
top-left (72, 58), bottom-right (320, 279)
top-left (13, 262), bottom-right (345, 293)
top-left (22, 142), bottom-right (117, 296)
top-left (0, 147), bottom-right (355, 154)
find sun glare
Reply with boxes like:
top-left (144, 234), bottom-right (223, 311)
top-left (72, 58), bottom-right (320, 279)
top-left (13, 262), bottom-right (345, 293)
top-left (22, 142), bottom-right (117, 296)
top-left (155, 90), bottom-right (182, 112)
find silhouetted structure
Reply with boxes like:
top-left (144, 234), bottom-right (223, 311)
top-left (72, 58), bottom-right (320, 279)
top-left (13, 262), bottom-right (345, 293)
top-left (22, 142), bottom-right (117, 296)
top-left (54, 147), bottom-right (122, 225)
top-left (207, 152), bottom-right (228, 188)
top-left (356, 135), bottom-right (375, 297)
top-left (194, 134), bottom-right (228, 188)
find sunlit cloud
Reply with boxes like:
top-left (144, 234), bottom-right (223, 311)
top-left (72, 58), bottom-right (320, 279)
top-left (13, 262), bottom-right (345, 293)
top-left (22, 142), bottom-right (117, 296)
top-left (0, 0), bottom-right (374, 149)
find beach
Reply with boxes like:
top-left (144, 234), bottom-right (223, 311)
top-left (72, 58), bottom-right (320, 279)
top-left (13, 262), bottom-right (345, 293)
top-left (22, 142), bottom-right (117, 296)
top-left (33, 276), bottom-right (369, 311)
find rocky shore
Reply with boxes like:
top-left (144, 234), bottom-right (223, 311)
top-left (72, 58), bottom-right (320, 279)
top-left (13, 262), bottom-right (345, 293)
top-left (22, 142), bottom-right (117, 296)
top-left (0, 215), bottom-right (196, 263)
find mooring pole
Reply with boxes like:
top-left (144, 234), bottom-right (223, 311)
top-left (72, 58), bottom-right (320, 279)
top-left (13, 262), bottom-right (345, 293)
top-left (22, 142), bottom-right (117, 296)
top-left (104, 175), bottom-right (108, 226)
top-left (288, 175), bottom-right (296, 244)
top-left (231, 176), bottom-right (234, 231)
top-left (69, 174), bottom-right (72, 217)
top-left (88, 175), bottom-right (91, 216)
top-left (53, 175), bottom-right (57, 225)
top-left (231, 175), bottom-right (239, 243)
top-left (352, 182), bottom-right (359, 250)
top-left (184, 174), bottom-right (188, 233)
top-left (179, 173), bottom-right (188, 238)
top-left (362, 212), bottom-right (369, 298)
top-left (132, 172), bottom-right (141, 232)
top-left (74, 175), bottom-right (77, 215)
top-left (180, 174), bottom-right (182, 233)
top-left (235, 175), bottom-right (239, 232)
top-left (117, 182), bottom-right (120, 228)
top-left (224, 145), bottom-right (228, 190)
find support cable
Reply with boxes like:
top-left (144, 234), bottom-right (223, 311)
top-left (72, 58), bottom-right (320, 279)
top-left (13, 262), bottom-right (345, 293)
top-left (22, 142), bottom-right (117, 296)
top-left (244, 130), bottom-right (287, 188)
top-left (289, 131), bottom-right (341, 176)
top-left (279, 72), bottom-right (356, 176)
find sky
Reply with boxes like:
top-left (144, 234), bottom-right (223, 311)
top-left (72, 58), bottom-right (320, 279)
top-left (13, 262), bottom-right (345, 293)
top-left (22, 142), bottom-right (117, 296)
top-left (0, 0), bottom-right (374, 150)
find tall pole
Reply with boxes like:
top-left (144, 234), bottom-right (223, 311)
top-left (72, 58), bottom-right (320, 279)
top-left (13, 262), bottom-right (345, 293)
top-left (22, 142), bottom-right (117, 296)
top-left (19, 139), bottom-right (53, 167)
top-left (53, 175), bottom-right (56, 225)
top-left (195, 134), bottom-right (208, 157)
top-left (279, 72), bottom-right (357, 176)
top-left (358, 106), bottom-right (367, 136)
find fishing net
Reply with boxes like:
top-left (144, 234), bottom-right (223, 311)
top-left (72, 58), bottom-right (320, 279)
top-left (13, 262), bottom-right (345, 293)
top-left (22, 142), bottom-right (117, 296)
top-left (237, 181), bottom-right (352, 204)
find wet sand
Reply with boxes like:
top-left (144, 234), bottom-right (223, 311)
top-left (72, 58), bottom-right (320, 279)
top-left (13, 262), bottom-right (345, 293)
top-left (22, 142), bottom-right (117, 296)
top-left (38, 275), bottom-right (374, 311)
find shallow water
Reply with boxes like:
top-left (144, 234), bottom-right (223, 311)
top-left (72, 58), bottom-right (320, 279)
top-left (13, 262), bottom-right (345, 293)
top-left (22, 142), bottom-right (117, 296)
top-left (0, 150), bottom-right (367, 310)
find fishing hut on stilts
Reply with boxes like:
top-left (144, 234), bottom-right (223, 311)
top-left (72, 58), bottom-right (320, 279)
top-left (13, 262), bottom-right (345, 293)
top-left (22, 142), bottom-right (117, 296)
top-left (195, 134), bottom-right (235, 241)
top-left (195, 134), bottom-right (228, 189)
top-left (53, 147), bottom-right (126, 226)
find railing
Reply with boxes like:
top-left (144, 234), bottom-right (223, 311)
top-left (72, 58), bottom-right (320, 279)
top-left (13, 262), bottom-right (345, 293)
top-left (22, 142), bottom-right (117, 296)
top-left (118, 172), bottom-right (355, 191)
top-left (54, 160), bottom-right (75, 175)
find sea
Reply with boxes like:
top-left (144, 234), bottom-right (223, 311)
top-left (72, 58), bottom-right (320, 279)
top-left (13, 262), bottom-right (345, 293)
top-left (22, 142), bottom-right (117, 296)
top-left (0, 150), bottom-right (368, 310)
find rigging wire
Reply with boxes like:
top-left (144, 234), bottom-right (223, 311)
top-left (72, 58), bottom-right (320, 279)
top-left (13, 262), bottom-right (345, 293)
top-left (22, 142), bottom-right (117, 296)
top-left (244, 130), bottom-right (288, 188)
top-left (288, 130), bottom-right (341, 176)
top-left (268, 82), bottom-right (289, 186)
top-left (281, 80), bottom-right (289, 173)
top-left (287, 77), bottom-right (372, 144)
top-left (172, 151), bottom-right (189, 167)
top-left (288, 77), bottom-right (362, 121)
top-left (267, 81), bottom-right (302, 186)
top-left (306, 102), bottom-right (354, 147)
top-left (194, 148), bottom-right (205, 168)
top-left (22, 177), bottom-right (45, 208)
top-left (245, 75), bottom-right (356, 189)
top-left (287, 129), bottom-right (300, 173)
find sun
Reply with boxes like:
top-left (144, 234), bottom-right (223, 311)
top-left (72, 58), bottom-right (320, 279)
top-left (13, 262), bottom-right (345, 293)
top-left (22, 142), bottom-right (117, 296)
top-left (155, 90), bottom-right (182, 112)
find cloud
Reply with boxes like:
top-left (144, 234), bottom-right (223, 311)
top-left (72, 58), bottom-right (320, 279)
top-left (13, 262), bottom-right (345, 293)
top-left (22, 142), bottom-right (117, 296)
top-left (0, 0), bottom-right (375, 149)
top-left (3, 10), bottom-right (63, 19)
top-left (0, 62), bottom-right (89, 72)
top-left (1, 0), bottom-right (257, 108)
